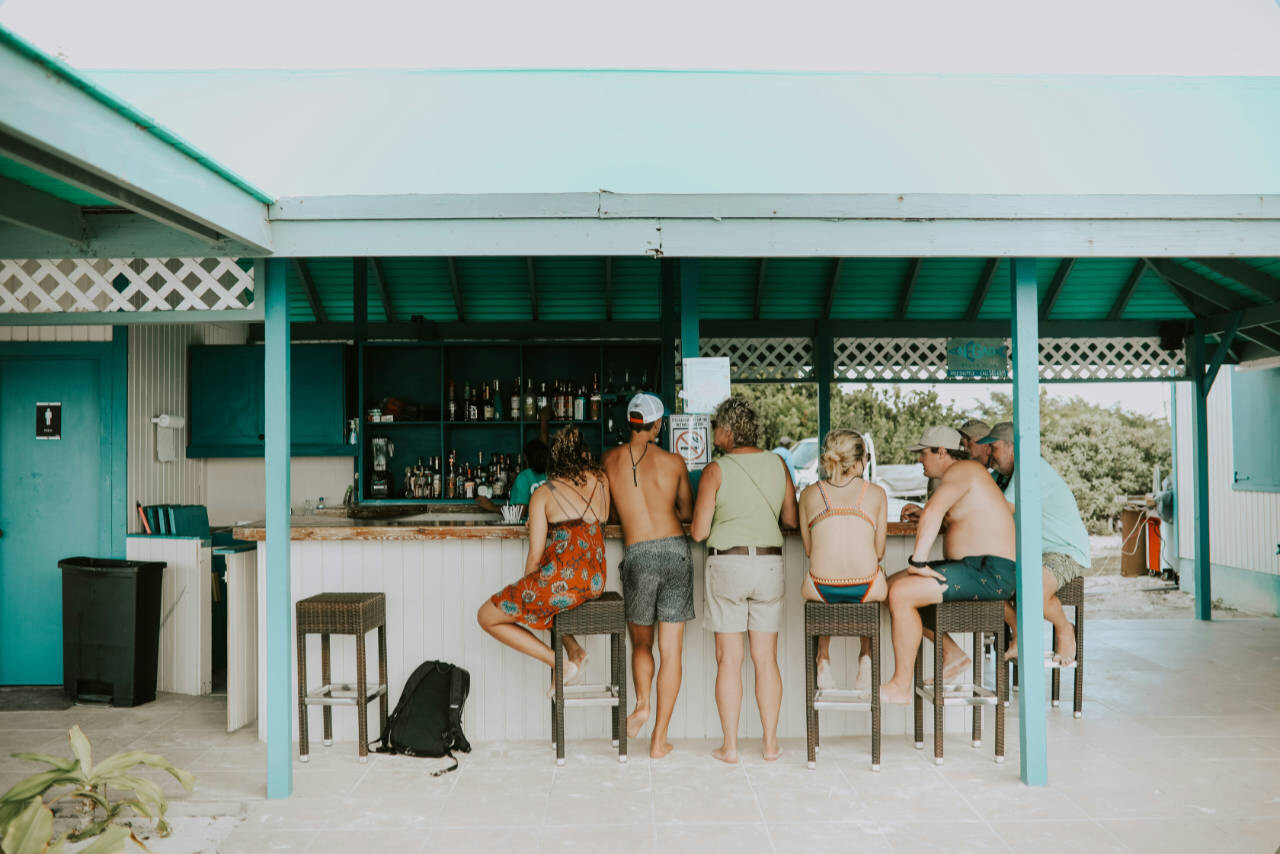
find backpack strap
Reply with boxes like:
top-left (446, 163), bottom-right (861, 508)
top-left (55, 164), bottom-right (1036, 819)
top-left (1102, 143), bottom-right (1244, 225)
top-left (429, 664), bottom-right (472, 777)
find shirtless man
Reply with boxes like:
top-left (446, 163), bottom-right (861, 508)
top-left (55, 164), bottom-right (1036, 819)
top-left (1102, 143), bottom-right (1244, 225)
top-left (880, 425), bottom-right (1018, 704)
top-left (602, 392), bottom-right (694, 758)
top-left (900, 419), bottom-right (994, 523)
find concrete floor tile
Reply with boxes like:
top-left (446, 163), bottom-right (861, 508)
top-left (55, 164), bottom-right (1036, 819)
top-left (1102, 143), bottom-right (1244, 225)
top-left (768, 821), bottom-right (894, 854)
top-left (878, 820), bottom-right (1011, 853)
top-left (538, 823), bottom-right (655, 853)
top-left (426, 825), bottom-right (542, 852)
top-left (305, 828), bottom-right (427, 852)
top-left (1099, 818), bottom-right (1243, 853)
top-left (991, 819), bottom-right (1128, 853)
top-left (655, 822), bottom-right (773, 854)
top-left (217, 829), bottom-right (317, 853)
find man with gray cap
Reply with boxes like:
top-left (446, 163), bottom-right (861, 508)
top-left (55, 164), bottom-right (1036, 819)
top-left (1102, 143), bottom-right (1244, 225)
top-left (900, 418), bottom-right (998, 523)
top-left (980, 421), bottom-right (1090, 667)
top-left (602, 392), bottom-right (694, 758)
top-left (880, 425), bottom-right (1018, 704)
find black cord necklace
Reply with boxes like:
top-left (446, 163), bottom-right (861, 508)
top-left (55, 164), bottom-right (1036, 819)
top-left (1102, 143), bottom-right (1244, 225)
top-left (628, 441), bottom-right (649, 486)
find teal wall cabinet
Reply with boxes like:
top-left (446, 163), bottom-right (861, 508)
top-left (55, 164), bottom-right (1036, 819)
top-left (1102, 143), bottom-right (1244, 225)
top-left (188, 344), bottom-right (355, 457)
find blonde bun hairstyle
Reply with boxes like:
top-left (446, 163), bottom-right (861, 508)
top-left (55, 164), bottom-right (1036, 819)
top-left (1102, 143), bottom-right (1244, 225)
top-left (821, 429), bottom-right (868, 481)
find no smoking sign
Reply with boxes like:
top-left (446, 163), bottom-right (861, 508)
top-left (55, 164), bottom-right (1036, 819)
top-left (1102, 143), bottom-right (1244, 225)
top-left (668, 414), bottom-right (711, 470)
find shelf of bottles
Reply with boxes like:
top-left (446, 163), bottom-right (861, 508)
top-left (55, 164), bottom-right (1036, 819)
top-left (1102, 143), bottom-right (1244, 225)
top-left (357, 341), bottom-right (661, 503)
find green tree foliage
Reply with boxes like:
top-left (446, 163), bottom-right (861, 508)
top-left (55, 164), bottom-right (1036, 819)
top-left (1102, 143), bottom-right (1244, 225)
top-left (732, 383), bottom-right (1171, 534)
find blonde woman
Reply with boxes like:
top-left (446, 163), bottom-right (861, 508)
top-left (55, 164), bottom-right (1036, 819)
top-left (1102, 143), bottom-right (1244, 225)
top-left (798, 429), bottom-right (888, 692)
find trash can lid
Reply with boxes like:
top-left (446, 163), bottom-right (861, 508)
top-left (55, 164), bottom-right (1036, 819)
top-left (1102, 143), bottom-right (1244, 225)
top-left (58, 557), bottom-right (166, 573)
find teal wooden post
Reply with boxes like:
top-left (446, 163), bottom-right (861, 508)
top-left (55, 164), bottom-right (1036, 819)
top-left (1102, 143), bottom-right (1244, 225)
top-left (263, 258), bottom-right (293, 798)
top-left (660, 260), bottom-right (677, 416)
top-left (680, 259), bottom-right (700, 362)
top-left (815, 326), bottom-right (832, 445)
top-left (1187, 324), bottom-right (1212, 621)
top-left (1010, 258), bottom-right (1048, 786)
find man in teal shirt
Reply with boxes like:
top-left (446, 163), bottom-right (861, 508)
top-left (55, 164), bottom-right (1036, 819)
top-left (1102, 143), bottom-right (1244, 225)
top-left (478, 408), bottom-right (550, 515)
top-left (980, 421), bottom-right (1091, 667)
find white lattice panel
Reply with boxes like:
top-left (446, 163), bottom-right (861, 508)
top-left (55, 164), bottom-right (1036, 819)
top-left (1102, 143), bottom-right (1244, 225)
top-left (676, 336), bottom-right (814, 380)
top-left (0, 258), bottom-right (253, 314)
top-left (834, 336), bottom-right (1185, 382)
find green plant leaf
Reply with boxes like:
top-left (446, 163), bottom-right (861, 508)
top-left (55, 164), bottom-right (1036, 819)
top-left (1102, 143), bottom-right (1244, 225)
top-left (0, 797), bottom-right (54, 854)
top-left (89, 753), bottom-right (194, 793)
top-left (91, 773), bottom-right (166, 821)
top-left (0, 768), bottom-right (81, 804)
top-left (67, 726), bottom-right (93, 777)
top-left (75, 823), bottom-right (129, 854)
top-left (7, 753), bottom-right (80, 774)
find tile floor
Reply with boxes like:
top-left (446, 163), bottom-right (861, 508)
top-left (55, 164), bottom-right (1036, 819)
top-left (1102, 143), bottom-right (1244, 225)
top-left (3, 617), bottom-right (1280, 853)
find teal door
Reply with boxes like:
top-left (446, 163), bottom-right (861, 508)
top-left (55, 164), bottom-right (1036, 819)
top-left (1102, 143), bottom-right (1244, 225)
top-left (0, 356), bottom-right (109, 685)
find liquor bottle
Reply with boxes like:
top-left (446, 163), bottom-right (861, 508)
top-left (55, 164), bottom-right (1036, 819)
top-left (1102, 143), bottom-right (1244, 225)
top-left (461, 381), bottom-right (472, 422)
top-left (482, 382), bottom-right (495, 422)
top-left (477, 463), bottom-right (492, 499)
top-left (536, 382), bottom-right (549, 413)
top-left (432, 455), bottom-right (443, 499)
top-left (589, 373), bottom-right (601, 421)
top-left (574, 386), bottom-right (586, 421)
top-left (447, 380), bottom-right (457, 422)
top-left (491, 378), bottom-right (502, 422)
top-left (463, 465), bottom-right (477, 499)
top-left (403, 465), bottom-right (414, 499)
top-left (509, 377), bottom-right (521, 420)
top-left (523, 378), bottom-right (536, 419)
top-left (467, 384), bottom-right (480, 422)
top-left (445, 451), bottom-right (457, 499)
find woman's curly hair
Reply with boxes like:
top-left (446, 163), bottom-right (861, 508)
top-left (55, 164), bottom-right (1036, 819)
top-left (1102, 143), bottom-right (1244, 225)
top-left (712, 395), bottom-right (761, 448)
top-left (548, 425), bottom-right (604, 485)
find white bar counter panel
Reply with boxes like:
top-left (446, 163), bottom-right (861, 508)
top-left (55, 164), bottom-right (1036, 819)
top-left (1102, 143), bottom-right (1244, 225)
top-left (235, 518), bottom-right (965, 746)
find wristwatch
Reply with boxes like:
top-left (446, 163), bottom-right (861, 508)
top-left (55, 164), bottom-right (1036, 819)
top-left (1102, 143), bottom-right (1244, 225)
top-left (908, 556), bottom-right (930, 568)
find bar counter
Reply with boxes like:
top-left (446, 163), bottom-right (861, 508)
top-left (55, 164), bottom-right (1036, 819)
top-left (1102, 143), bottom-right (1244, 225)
top-left (235, 514), bottom-right (966, 748)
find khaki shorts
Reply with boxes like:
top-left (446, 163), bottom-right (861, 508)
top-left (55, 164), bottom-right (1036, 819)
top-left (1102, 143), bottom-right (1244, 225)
top-left (1044, 552), bottom-right (1086, 591)
top-left (703, 554), bottom-right (785, 633)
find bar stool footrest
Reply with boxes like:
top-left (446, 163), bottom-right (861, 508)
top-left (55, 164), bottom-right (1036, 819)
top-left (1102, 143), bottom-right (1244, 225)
top-left (304, 683), bottom-right (388, 706)
top-left (813, 688), bottom-right (875, 711)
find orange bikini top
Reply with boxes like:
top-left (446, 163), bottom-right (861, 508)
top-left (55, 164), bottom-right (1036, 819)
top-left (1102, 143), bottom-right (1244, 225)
top-left (808, 479), bottom-right (875, 530)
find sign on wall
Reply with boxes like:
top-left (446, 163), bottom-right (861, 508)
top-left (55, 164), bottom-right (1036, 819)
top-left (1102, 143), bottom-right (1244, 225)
top-left (35, 402), bottom-right (61, 440)
top-left (669, 413), bottom-right (711, 471)
top-left (680, 357), bottom-right (730, 414)
top-left (946, 338), bottom-right (1009, 379)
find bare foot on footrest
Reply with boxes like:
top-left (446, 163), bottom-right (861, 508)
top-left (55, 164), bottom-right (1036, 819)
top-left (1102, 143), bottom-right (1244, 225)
top-left (627, 706), bottom-right (649, 739)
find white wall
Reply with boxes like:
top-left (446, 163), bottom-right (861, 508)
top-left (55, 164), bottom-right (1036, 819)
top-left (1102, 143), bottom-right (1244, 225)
top-left (127, 322), bottom-right (247, 530)
top-left (1173, 368), bottom-right (1280, 608)
top-left (206, 457), bottom-right (355, 526)
top-left (0, 326), bottom-right (113, 341)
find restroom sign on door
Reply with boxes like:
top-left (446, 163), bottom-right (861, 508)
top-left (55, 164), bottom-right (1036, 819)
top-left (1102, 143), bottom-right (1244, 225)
top-left (669, 413), bottom-right (710, 471)
top-left (35, 402), bottom-right (61, 440)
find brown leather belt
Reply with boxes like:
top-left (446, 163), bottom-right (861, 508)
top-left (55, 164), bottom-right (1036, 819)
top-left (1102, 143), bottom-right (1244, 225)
top-left (708, 546), bottom-right (782, 556)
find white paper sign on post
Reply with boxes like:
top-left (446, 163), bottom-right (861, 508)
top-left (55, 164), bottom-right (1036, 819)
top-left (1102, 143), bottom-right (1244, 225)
top-left (669, 413), bottom-right (712, 471)
top-left (680, 357), bottom-right (731, 415)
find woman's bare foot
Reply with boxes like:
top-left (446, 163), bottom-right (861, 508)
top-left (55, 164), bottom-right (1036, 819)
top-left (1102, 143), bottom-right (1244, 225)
top-left (627, 705), bottom-right (650, 738)
top-left (942, 651), bottom-right (971, 683)
top-left (762, 744), bottom-right (782, 761)
top-left (1053, 626), bottom-right (1077, 666)
top-left (650, 738), bottom-right (674, 759)
top-left (880, 682), bottom-right (913, 704)
top-left (545, 659), bottom-right (579, 698)
top-left (1003, 644), bottom-right (1018, 662)
top-left (816, 657), bottom-right (835, 691)
top-left (711, 745), bottom-right (739, 764)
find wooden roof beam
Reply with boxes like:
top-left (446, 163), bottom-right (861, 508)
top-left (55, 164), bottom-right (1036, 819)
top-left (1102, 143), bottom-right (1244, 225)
top-left (1107, 259), bottom-right (1146, 321)
top-left (1191, 258), bottom-right (1280, 303)
top-left (526, 257), bottom-right (539, 321)
top-left (823, 258), bottom-right (844, 319)
top-left (1039, 258), bottom-right (1075, 320)
top-left (965, 258), bottom-right (999, 320)
top-left (446, 257), bottom-right (465, 322)
top-left (753, 258), bottom-right (768, 320)
top-left (1148, 259), bottom-right (1280, 354)
top-left (368, 258), bottom-right (394, 321)
top-left (896, 258), bottom-right (922, 320)
top-left (292, 258), bottom-right (326, 323)
top-left (0, 175), bottom-right (86, 242)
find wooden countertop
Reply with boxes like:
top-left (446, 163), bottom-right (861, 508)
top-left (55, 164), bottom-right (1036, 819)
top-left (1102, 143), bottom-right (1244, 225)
top-left (233, 516), bottom-right (920, 542)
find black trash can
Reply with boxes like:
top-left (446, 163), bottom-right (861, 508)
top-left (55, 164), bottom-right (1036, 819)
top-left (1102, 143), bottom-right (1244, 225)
top-left (58, 557), bottom-right (165, 707)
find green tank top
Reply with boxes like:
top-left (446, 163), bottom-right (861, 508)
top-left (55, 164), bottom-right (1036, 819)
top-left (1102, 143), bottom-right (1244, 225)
top-left (708, 451), bottom-right (787, 549)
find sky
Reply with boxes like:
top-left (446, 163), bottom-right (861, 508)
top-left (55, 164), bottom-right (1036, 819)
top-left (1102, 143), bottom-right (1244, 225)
top-left (3, 0), bottom-right (1280, 74)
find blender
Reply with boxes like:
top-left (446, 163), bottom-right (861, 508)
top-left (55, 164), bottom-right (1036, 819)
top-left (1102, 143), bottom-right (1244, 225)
top-left (370, 436), bottom-right (394, 498)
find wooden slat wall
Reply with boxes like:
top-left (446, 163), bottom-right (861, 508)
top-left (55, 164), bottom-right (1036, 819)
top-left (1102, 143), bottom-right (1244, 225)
top-left (226, 549), bottom-right (259, 733)
top-left (255, 535), bottom-right (963, 745)
top-left (127, 535), bottom-right (211, 695)
top-left (127, 323), bottom-right (246, 531)
top-left (1174, 376), bottom-right (1280, 577)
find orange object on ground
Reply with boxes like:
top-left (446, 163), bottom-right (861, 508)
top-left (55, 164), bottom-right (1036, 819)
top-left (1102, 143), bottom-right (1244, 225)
top-left (1146, 517), bottom-right (1161, 574)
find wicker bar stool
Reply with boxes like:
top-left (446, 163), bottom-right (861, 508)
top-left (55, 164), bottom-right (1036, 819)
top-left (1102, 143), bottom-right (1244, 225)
top-left (804, 601), bottom-right (882, 771)
top-left (913, 599), bottom-right (1007, 765)
top-left (549, 592), bottom-right (627, 765)
top-left (295, 592), bottom-right (388, 763)
top-left (1010, 575), bottom-right (1085, 718)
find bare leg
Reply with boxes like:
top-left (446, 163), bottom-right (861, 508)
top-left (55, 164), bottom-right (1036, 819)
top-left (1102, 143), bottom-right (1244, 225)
top-left (881, 572), bottom-right (944, 703)
top-left (562, 634), bottom-right (587, 666)
top-left (921, 628), bottom-right (971, 681)
top-left (477, 601), bottom-right (553, 667)
top-left (1003, 601), bottom-right (1019, 660)
top-left (650, 622), bottom-right (685, 758)
top-left (749, 630), bottom-right (783, 760)
top-left (816, 635), bottom-right (833, 668)
top-left (1041, 570), bottom-right (1076, 663)
top-left (712, 632), bottom-right (744, 764)
top-left (627, 624), bottom-right (654, 738)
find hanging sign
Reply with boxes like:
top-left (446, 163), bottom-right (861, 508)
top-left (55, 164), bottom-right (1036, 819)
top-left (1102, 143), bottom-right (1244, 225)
top-left (669, 413), bottom-right (711, 471)
top-left (680, 357), bottom-right (730, 414)
top-left (36, 402), bottom-right (62, 440)
top-left (946, 339), bottom-right (1009, 379)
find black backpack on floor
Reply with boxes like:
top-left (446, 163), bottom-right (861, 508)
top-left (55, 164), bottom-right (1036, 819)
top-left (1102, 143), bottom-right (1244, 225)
top-left (374, 660), bottom-right (472, 775)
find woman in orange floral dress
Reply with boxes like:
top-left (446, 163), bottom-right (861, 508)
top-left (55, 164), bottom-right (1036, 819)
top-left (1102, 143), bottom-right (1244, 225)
top-left (477, 426), bottom-right (610, 686)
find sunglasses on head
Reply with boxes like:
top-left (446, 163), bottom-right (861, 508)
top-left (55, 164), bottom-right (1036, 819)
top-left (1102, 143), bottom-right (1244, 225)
top-left (710, 420), bottom-right (718, 429)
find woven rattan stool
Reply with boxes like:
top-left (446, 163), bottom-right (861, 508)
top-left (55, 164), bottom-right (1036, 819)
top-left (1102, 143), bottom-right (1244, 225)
top-left (1010, 575), bottom-right (1085, 718)
top-left (804, 601), bottom-right (882, 771)
top-left (295, 592), bottom-right (388, 763)
top-left (913, 599), bottom-right (1007, 765)
top-left (549, 592), bottom-right (627, 765)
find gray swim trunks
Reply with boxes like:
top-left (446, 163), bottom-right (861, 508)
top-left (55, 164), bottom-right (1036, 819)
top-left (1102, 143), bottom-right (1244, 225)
top-left (1043, 552), bottom-right (1086, 591)
top-left (620, 535), bottom-right (695, 625)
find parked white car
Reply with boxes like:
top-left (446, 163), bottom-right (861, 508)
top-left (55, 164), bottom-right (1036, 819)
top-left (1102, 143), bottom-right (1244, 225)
top-left (789, 435), bottom-right (927, 521)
